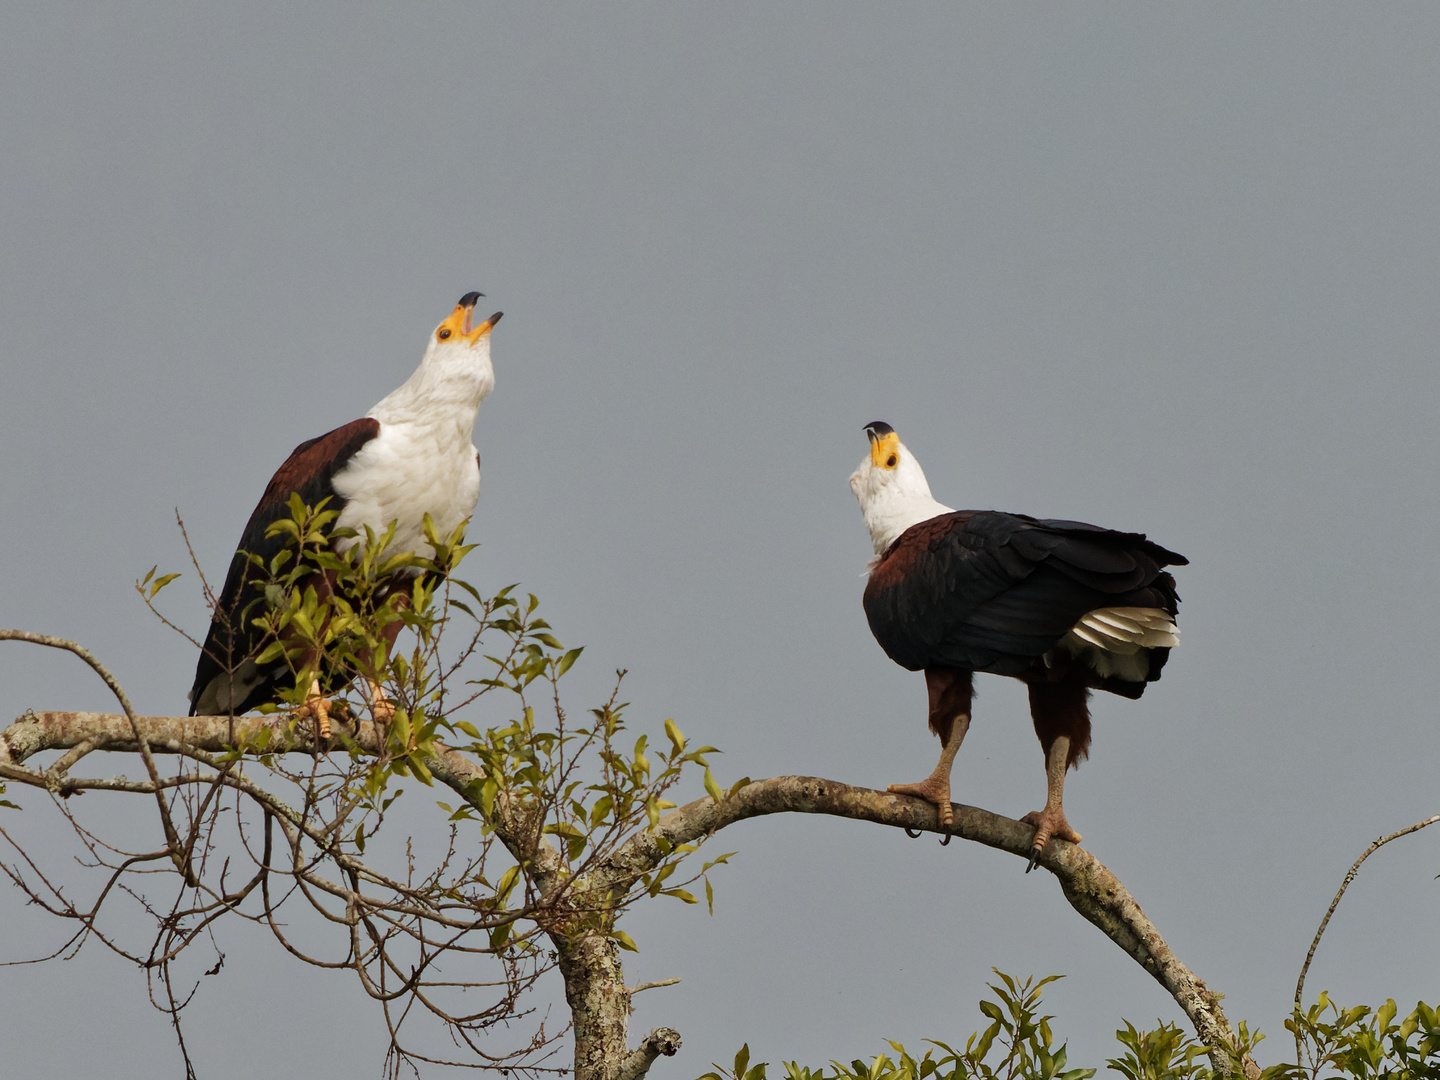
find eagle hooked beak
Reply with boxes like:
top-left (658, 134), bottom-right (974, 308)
top-left (439, 292), bottom-right (504, 344)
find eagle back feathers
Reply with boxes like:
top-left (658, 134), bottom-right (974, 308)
top-left (863, 511), bottom-right (1185, 692)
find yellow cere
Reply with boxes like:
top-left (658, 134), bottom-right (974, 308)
top-left (870, 431), bottom-right (901, 469)
top-left (435, 303), bottom-right (496, 345)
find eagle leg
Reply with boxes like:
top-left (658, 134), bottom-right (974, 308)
top-left (888, 712), bottom-right (970, 828)
top-left (1021, 734), bottom-right (1083, 871)
top-left (365, 678), bottom-right (396, 726)
top-left (356, 592), bottom-right (407, 732)
top-left (888, 668), bottom-right (974, 829)
top-left (293, 678), bottom-right (333, 744)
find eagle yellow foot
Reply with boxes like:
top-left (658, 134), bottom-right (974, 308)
top-left (1021, 806), bottom-right (1081, 870)
top-left (887, 777), bottom-right (954, 827)
top-left (365, 679), bottom-right (395, 727)
top-left (293, 692), bottom-right (333, 743)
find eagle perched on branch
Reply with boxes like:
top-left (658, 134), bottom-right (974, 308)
top-left (189, 293), bottom-right (502, 734)
top-left (850, 422), bottom-right (1186, 868)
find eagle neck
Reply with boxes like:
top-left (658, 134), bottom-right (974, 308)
top-left (865, 496), bottom-right (953, 556)
top-left (366, 358), bottom-right (492, 442)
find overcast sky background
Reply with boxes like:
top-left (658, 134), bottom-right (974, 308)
top-left (2, 5), bottom-right (1438, 1077)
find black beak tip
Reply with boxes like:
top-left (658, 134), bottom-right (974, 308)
top-left (863, 420), bottom-right (894, 441)
top-left (488, 311), bottom-right (503, 326)
top-left (459, 291), bottom-right (485, 308)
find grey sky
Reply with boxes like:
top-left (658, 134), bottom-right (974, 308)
top-left (2, 4), bottom-right (1437, 1077)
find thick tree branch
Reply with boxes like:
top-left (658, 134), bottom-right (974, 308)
top-left (1, 712), bottom-right (1257, 1078)
top-left (616, 1027), bottom-right (682, 1080)
top-left (609, 776), bottom-right (1260, 1079)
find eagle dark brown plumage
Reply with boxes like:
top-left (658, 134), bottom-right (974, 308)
top-left (850, 422), bottom-right (1187, 868)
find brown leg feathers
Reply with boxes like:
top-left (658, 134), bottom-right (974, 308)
top-left (1022, 679), bottom-right (1090, 868)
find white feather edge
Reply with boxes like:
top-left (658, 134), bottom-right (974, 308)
top-left (1048, 606), bottom-right (1180, 682)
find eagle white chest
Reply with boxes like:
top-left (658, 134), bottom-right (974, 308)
top-left (331, 418), bottom-right (481, 557)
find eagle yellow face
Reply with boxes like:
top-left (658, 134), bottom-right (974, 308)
top-left (435, 292), bottom-right (502, 346)
top-left (867, 424), bottom-right (901, 471)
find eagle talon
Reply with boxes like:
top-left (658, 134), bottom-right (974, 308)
top-left (1020, 806), bottom-right (1081, 872)
top-left (938, 831), bottom-right (952, 846)
top-left (293, 681), bottom-right (333, 745)
top-left (886, 779), bottom-right (954, 827)
top-left (903, 827), bottom-right (923, 839)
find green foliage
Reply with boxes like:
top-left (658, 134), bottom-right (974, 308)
top-left (113, 497), bottom-right (758, 1070)
top-left (1107, 1022), bottom-right (1211, 1080)
top-left (150, 497), bottom-right (737, 954)
top-left (699, 973), bottom-right (1095, 1080)
top-left (698, 976), bottom-right (1440, 1080)
top-left (1284, 993), bottom-right (1440, 1080)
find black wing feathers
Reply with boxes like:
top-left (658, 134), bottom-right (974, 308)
top-left (863, 511), bottom-right (1184, 684)
top-left (188, 418), bottom-right (380, 715)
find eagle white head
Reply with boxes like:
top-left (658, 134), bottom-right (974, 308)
top-left (370, 292), bottom-right (501, 428)
top-left (850, 421), bottom-right (955, 556)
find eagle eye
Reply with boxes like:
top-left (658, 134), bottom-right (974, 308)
top-left (886, 454), bottom-right (898, 468)
top-left (437, 328), bottom-right (452, 340)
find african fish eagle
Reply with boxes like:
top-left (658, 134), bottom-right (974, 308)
top-left (189, 292), bottom-right (502, 732)
top-left (849, 422), bottom-right (1186, 868)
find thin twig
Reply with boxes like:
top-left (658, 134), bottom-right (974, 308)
top-left (626, 978), bottom-right (680, 995)
top-left (1293, 812), bottom-right (1440, 1062)
top-left (0, 631), bottom-right (197, 885)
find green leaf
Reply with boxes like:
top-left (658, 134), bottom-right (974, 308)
top-left (494, 865), bottom-right (520, 902)
top-left (488, 921), bottom-right (512, 951)
top-left (973, 1019), bottom-right (1001, 1062)
top-left (664, 717), bottom-right (685, 754)
top-left (147, 572), bottom-right (181, 598)
top-left (1378, 999), bottom-right (1397, 1031)
top-left (589, 795), bottom-right (614, 828)
top-left (703, 766), bottom-right (722, 804)
top-left (612, 930), bottom-right (639, 952)
top-left (254, 641), bottom-right (287, 666)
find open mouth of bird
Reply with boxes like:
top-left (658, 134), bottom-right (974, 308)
top-left (465, 308), bottom-right (503, 340)
top-left (446, 293), bottom-right (503, 343)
